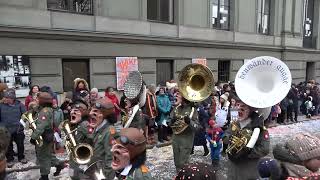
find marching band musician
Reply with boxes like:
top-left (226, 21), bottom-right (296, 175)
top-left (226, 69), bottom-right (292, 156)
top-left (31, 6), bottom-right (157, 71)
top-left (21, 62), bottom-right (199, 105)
top-left (30, 88), bottom-right (65, 180)
top-left (87, 98), bottom-right (117, 179)
top-left (67, 99), bottom-right (93, 180)
top-left (170, 93), bottom-right (200, 172)
top-left (111, 128), bottom-right (152, 179)
top-left (224, 96), bottom-right (270, 180)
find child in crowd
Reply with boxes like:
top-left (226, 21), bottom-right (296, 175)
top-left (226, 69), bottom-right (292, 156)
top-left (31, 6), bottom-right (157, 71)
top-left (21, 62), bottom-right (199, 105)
top-left (206, 120), bottom-right (224, 167)
top-left (305, 96), bottom-right (314, 118)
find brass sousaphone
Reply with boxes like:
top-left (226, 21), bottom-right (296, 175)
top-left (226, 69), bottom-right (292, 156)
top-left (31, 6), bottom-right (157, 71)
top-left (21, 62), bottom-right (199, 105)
top-left (171, 63), bottom-right (215, 134)
top-left (226, 56), bottom-right (292, 154)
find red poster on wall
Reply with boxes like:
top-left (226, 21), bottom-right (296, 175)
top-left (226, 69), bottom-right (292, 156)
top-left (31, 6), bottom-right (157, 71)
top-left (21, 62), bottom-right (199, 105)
top-left (192, 58), bottom-right (207, 66)
top-left (116, 57), bottom-right (138, 90)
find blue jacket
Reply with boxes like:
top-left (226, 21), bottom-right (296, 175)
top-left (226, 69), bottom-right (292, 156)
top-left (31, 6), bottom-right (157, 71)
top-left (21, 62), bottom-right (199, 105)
top-left (156, 94), bottom-right (171, 124)
top-left (0, 100), bottom-right (26, 133)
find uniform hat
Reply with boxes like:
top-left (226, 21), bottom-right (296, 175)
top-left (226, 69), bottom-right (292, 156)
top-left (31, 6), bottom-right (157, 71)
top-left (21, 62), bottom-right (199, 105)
top-left (93, 98), bottom-right (114, 118)
top-left (3, 88), bottom-right (16, 99)
top-left (116, 128), bottom-right (146, 161)
top-left (286, 133), bottom-right (320, 161)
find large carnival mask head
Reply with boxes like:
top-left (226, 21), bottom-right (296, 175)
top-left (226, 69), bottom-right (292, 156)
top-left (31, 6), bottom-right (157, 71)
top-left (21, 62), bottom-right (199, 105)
top-left (111, 128), bottom-right (146, 171)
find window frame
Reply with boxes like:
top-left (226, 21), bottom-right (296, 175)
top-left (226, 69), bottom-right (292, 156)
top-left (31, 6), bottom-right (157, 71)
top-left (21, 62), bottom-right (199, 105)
top-left (218, 60), bottom-right (230, 83)
top-left (212, 0), bottom-right (230, 30)
top-left (256, 0), bottom-right (270, 35)
top-left (302, 0), bottom-right (315, 48)
top-left (147, 0), bottom-right (174, 24)
top-left (47, 0), bottom-right (94, 15)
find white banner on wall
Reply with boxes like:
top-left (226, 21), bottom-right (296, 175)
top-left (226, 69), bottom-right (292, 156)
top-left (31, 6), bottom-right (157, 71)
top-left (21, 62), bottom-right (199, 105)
top-left (0, 55), bottom-right (31, 97)
top-left (116, 57), bottom-right (138, 90)
top-left (192, 58), bottom-right (207, 66)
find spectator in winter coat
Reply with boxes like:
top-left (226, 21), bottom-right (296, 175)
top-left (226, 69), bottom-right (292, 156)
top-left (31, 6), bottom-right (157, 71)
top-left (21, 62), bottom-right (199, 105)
top-left (105, 87), bottom-right (121, 120)
top-left (287, 85), bottom-right (299, 122)
top-left (73, 78), bottom-right (89, 101)
top-left (25, 85), bottom-right (40, 110)
top-left (156, 87), bottom-right (171, 143)
top-left (191, 102), bottom-right (209, 156)
top-left (278, 97), bottom-right (289, 124)
top-left (206, 120), bottom-right (223, 167)
top-left (90, 87), bottom-right (102, 105)
top-left (0, 88), bottom-right (27, 167)
top-left (259, 133), bottom-right (320, 179)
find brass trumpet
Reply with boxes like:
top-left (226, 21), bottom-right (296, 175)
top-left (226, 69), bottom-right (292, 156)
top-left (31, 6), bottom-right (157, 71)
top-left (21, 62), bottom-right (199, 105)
top-left (21, 113), bottom-right (43, 147)
top-left (226, 122), bottom-right (252, 155)
top-left (62, 121), bottom-right (93, 165)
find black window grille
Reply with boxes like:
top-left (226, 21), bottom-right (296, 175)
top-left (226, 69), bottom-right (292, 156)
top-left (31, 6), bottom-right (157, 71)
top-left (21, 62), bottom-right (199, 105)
top-left (256, 0), bottom-right (270, 34)
top-left (47, 0), bottom-right (93, 15)
top-left (212, 0), bottom-right (230, 30)
top-left (147, 0), bottom-right (174, 23)
top-left (218, 60), bottom-right (230, 82)
top-left (303, 0), bottom-right (315, 48)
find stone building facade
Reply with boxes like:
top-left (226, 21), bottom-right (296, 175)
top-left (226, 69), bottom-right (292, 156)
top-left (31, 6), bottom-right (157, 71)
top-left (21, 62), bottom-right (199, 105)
top-left (0, 0), bottom-right (320, 93)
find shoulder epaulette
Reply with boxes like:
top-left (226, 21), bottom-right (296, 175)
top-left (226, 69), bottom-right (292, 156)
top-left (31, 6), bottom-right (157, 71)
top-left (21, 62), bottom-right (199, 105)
top-left (140, 164), bottom-right (149, 173)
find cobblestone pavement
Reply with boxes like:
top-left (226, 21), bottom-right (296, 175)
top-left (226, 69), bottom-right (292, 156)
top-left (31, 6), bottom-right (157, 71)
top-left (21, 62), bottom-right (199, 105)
top-left (6, 118), bottom-right (320, 180)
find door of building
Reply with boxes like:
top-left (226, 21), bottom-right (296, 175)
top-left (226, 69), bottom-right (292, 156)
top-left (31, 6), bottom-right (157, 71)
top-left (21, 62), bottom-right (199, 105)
top-left (156, 60), bottom-right (173, 86)
top-left (306, 62), bottom-right (315, 81)
top-left (62, 59), bottom-right (90, 92)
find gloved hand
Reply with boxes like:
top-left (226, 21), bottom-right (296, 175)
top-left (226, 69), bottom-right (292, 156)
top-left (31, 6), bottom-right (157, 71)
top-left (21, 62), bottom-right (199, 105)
top-left (184, 116), bottom-right (190, 124)
top-left (210, 140), bottom-right (217, 147)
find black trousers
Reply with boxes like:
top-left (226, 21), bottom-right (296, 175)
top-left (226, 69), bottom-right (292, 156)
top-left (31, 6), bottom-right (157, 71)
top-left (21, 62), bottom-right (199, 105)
top-left (287, 106), bottom-right (298, 122)
top-left (6, 132), bottom-right (25, 161)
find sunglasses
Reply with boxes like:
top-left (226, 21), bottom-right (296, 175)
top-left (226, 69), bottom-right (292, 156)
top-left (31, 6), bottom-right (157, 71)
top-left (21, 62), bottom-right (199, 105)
top-left (114, 135), bottom-right (146, 146)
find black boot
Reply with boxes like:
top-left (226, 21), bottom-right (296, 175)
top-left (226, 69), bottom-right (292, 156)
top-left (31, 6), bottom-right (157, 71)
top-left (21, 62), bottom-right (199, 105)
top-left (203, 145), bottom-right (209, 157)
top-left (39, 175), bottom-right (49, 180)
top-left (162, 126), bottom-right (169, 141)
top-left (53, 162), bottom-right (65, 176)
top-left (158, 126), bottom-right (163, 143)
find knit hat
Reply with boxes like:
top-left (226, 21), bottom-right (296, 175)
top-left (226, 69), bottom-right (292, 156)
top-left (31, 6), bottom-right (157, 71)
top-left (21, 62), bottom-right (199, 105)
top-left (286, 133), bottom-right (320, 161)
top-left (208, 119), bottom-right (216, 127)
top-left (3, 88), bottom-right (16, 99)
top-left (257, 158), bottom-right (281, 179)
top-left (175, 162), bottom-right (216, 180)
top-left (116, 128), bottom-right (146, 162)
top-left (220, 92), bottom-right (229, 102)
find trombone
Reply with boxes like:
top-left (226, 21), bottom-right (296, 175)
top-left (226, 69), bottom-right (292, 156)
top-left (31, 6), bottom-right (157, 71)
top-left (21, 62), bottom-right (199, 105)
top-left (21, 113), bottom-right (43, 147)
top-left (61, 120), bottom-right (93, 165)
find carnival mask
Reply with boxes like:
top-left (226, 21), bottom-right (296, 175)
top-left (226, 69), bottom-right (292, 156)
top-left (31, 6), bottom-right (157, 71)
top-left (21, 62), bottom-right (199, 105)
top-left (88, 108), bottom-right (104, 128)
top-left (111, 143), bottom-right (130, 171)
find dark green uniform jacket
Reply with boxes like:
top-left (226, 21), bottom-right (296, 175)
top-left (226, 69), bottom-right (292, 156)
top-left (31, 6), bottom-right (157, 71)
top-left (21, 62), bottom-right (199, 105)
top-left (225, 113), bottom-right (270, 180)
top-left (170, 104), bottom-right (199, 171)
top-left (90, 120), bottom-right (115, 179)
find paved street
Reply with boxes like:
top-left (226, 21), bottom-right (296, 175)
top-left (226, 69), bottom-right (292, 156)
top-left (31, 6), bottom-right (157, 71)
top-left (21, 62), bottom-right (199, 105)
top-left (6, 118), bottom-right (320, 180)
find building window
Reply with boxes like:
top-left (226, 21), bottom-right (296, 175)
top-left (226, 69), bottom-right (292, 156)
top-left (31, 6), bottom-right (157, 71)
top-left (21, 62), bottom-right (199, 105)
top-left (147, 0), bottom-right (174, 23)
top-left (303, 0), bottom-right (315, 48)
top-left (218, 60), bottom-right (230, 82)
top-left (62, 59), bottom-right (90, 92)
top-left (47, 0), bottom-right (93, 15)
top-left (212, 0), bottom-right (230, 30)
top-left (256, 0), bottom-right (270, 34)
top-left (156, 60), bottom-right (173, 86)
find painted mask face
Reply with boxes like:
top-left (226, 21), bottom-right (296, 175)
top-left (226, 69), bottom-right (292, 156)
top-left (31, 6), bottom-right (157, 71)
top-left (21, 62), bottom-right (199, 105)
top-left (88, 107), bottom-right (104, 128)
top-left (111, 143), bottom-right (130, 171)
top-left (236, 101), bottom-right (251, 121)
top-left (70, 108), bottom-right (82, 124)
